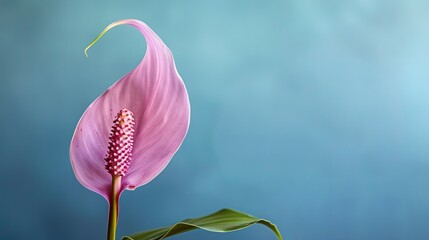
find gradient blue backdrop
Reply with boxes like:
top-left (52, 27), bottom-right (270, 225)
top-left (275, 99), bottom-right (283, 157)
top-left (1, 0), bottom-right (429, 239)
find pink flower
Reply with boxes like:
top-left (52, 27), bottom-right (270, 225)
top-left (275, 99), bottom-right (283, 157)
top-left (69, 19), bottom-right (190, 239)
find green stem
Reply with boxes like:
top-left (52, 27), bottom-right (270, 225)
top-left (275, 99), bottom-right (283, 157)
top-left (107, 176), bottom-right (121, 240)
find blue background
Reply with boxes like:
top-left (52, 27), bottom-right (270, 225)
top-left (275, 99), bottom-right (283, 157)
top-left (1, 0), bottom-right (429, 239)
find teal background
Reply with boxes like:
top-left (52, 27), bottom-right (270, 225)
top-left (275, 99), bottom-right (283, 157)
top-left (1, 0), bottom-right (429, 239)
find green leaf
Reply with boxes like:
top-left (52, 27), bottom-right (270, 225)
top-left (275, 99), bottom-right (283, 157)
top-left (122, 208), bottom-right (282, 240)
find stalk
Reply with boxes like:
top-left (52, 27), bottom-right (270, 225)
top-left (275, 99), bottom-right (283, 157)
top-left (107, 176), bottom-right (121, 240)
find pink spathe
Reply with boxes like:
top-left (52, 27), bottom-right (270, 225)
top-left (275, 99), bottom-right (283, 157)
top-left (70, 19), bottom-right (190, 202)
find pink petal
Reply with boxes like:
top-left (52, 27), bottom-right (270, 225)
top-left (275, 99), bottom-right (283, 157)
top-left (70, 19), bottom-right (190, 200)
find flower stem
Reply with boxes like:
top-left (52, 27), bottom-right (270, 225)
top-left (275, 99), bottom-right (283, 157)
top-left (107, 176), bottom-right (121, 240)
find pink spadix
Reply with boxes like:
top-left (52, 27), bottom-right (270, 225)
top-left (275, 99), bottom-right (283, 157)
top-left (105, 108), bottom-right (135, 177)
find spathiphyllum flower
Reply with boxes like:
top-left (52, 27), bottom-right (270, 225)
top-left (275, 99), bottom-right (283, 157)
top-left (70, 19), bottom-right (190, 240)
